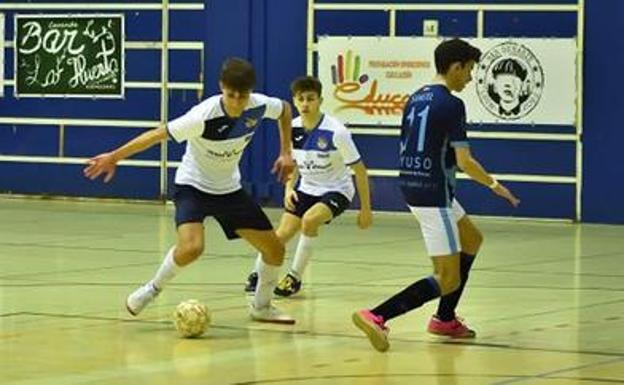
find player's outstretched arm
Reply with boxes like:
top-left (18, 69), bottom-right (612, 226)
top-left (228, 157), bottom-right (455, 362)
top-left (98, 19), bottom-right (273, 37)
top-left (83, 125), bottom-right (168, 183)
top-left (455, 147), bottom-right (520, 207)
top-left (350, 160), bottom-right (373, 229)
top-left (271, 101), bottom-right (295, 183)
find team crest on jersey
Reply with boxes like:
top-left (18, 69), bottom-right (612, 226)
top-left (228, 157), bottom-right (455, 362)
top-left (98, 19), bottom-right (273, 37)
top-left (475, 42), bottom-right (544, 120)
top-left (316, 136), bottom-right (329, 150)
top-left (244, 117), bottom-right (258, 128)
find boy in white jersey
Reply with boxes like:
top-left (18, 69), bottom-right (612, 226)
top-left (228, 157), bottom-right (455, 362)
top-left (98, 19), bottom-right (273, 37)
top-left (84, 58), bottom-right (297, 324)
top-left (244, 76), bottom-right (373, 297)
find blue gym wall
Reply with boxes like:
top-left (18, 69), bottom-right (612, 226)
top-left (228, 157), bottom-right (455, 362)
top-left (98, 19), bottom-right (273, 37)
top-left (582, 0), bottom-right (624, 224)
top-left (0, 0), bottom-right (621, 224)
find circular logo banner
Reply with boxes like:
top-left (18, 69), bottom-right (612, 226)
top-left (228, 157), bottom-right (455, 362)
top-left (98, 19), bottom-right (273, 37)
top-left (476, 42), bottom-right (544, 120)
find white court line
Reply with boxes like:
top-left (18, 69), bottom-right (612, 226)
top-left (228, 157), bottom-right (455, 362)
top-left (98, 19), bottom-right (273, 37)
top-left (489, 356), bottom-right (624, 385)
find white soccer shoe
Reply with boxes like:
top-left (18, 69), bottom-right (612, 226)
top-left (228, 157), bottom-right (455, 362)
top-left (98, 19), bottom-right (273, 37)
top-left (249, 304), bottom-right (296, 324)
top-left (126, 283), bottom-right (160, 316)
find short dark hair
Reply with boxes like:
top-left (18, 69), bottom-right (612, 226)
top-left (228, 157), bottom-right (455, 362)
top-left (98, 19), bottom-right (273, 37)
top-left (492, 58), bottom-right (527, 81)
top-left (290, 76), bottom-right (322, 97)
top-left (220, 57), bottom-right (256, 92)
top-left (434, 38), bottom-right (482, 74)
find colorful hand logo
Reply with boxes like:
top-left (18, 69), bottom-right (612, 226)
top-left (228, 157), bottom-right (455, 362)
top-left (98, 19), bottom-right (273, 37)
top-left (331, 50), bottom-right (369, 86)
top-left (330, 50), bottom-right (409, 117)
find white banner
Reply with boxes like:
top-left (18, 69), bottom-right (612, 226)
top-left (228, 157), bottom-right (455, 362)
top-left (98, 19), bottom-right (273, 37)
top-left (0, 13), bottom-right (4, 97)
top-left (318, 36), bottom-right (437, 126)
top-left (317, 37), bottom-right (577, 126)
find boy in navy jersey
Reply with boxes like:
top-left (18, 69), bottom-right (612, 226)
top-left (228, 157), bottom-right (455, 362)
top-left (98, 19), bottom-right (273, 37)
top-left (84, 58), bottom-right (297, 324)
top-left (352, 39), bottom-right (520, 351)
top-left (244, 76), bottom-right (373, 297)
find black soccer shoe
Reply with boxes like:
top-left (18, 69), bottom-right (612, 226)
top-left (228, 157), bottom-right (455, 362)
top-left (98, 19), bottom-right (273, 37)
top-left (273, 273), bottom-right (302, 297)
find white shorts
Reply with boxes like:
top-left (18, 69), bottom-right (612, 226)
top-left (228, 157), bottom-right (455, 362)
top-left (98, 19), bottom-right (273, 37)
top-left (408, 199), bottom-right (466, 257)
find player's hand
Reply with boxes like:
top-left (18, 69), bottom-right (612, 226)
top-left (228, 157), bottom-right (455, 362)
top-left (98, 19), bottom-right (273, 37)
top-left (284, 189), bottom-right (299, 211)
top-left (357, 208), bottom-right (373, 229)
top-left (83, 152), bottom-right (118, 183)
top-left (271, 153), bottom-right (295, 184)
top-left (492, 183), bottom-right (520, 207)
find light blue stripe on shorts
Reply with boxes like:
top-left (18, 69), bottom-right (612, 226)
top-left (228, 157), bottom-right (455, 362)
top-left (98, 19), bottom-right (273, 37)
top-left (439, 208), bottom-right (459, 254)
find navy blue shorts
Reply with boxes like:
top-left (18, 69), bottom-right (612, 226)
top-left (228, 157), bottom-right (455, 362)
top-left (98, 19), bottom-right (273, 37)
top-left (173, 184), bottom-right (273, 240)
top-left (286, 190), bottom-right (351, 219)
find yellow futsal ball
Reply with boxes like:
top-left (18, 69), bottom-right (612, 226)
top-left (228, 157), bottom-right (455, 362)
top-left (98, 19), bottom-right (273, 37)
top-left (173, 299), bottom-right (210, 338)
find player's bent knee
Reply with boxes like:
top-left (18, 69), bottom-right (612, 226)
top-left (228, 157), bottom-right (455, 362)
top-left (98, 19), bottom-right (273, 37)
top-left (177, 242), bottom-right (204, 262)
top-left (461, 221), bottom-right (484, 251)
top-left (275, 227), bottom-right (297, 244)
top-left (472, 229), bottom-right (484, 248)
top-left (301, 216), bottom-right (321, 235)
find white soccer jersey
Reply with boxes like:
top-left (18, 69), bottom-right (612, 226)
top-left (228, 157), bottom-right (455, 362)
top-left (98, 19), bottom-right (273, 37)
top-left (292, 114), bottom-right (361, 200)
top-left (167, 93), bottom-right (283, 194)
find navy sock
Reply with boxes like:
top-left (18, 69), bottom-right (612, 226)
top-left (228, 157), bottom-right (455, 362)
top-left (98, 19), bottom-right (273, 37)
top-left (436, 253), bottom-right (476, 322)
top-left (372, 276), bottom-right (441, 322)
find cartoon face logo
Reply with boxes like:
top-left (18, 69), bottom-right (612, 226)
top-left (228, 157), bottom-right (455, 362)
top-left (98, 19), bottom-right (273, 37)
top-left (316, 136), bottom-right (328, 150)
top-left (475, 42), bottom-right (544, 120)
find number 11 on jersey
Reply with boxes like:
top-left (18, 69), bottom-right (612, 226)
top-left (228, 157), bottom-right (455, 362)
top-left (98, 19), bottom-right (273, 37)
top-left (416, 105), bottom-right (430, 153)
top-left (405, 104), bottom-right (430, 154)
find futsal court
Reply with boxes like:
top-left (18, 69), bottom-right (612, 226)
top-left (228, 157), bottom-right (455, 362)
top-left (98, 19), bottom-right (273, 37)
top-left (1, 197), bottom-right (623, 385)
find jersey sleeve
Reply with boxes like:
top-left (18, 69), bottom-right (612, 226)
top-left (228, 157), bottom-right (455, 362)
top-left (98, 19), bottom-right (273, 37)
top-left (259, 95), bottom-right (284, 120)
top-left (167, 104), bottom-right (205, 143)
top-left (334, 126), bottom-right (362, 165)
top-left (449, 99), bottom-right (470, 148)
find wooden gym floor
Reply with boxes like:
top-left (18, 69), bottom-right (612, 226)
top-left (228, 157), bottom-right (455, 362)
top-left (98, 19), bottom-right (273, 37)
top-left (1, 197), bottom-right (623, 385)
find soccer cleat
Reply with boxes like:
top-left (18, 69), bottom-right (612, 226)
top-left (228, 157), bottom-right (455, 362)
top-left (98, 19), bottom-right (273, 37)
top-left (249, 304), bottom-right (296, 324)
top-left (126, 282), bottom-right (160, 316)
top-left (352, 309), bottom-right (390, 352)
top-left (273, 272), bottom-right (302, 297)
top-left (427, 315), bottom-right (476, 338)
top-left (244, 271), bottom-right (258, 295)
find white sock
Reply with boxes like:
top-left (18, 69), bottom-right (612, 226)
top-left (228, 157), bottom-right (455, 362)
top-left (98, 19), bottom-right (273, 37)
top-left (254, 259), bottom-right (280, 309)
top-left (290, 234), bottom-right (316, 278)
top-left (253, 252), bottom-right (263, 273)
top-left (149, 246), bottom-right (180, 290)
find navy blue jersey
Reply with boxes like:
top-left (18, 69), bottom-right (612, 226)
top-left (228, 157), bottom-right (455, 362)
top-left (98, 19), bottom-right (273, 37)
top-left (398, 84), bottom-right (469, 207)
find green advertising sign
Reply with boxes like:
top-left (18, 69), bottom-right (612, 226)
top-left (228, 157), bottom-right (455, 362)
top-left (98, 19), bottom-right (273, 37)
top-left (14, 14), bottom-right (124, 98)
